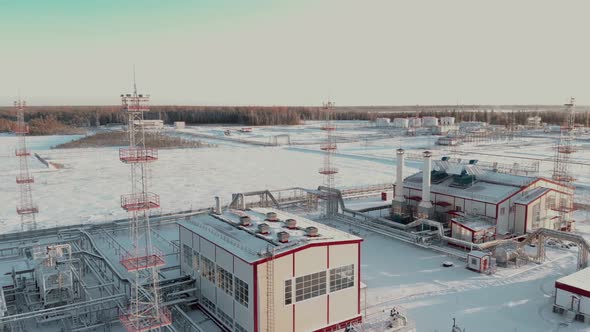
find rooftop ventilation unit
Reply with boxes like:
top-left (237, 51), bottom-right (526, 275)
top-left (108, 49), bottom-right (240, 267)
top-left (258, 223), bottom-right (270, 235)
top-left (265, 211), bottom-right (279, 222)
top-left (285, 218), bottom-right (297, 229)
top-left (239, 215), bottom-right (252, 227)
top-left (277, 231), bottom-right (290, 243)
top-left (305, 226), bottom-right (319, 237)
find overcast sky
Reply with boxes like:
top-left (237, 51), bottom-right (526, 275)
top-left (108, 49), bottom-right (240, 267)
top-left (1, 0), bottom-right (589, 106)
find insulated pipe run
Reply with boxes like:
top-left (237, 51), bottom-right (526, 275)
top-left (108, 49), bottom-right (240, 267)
top-left (419, 151), bottom-right (433, 208)
top-left (394, 148), bottom-right (405, 202)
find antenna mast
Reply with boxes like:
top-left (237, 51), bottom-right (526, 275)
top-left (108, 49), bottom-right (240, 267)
top-left (13, 98), bottom-right (38, 231)
top-left (319, 101), bottom-right (339, 217)
top-left (118, 74), bottom-right (171, 331)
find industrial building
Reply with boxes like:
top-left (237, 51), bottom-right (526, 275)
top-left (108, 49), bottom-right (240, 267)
top-left (133, 119), bottom-right (164, 130)
top-left (179, 208), bottom-right (363, 332)
top-left (554, 267), bottom-right (590, 322)
top-left (393, 150), bottom-right (575, 244)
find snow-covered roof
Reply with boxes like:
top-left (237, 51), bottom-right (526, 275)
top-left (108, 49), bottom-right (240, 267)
top-left (514, 187), bottom-right (551, 205)
top-left (404, 170), bottom-right (534, 204)
top-left (467, 251), bottom-right (490, 258)
top-left (556, 267), bottom-right (590, 294)
top-left (178, 208), bottom-right (361, 263)
top-left (452, 215), bottom-right (496, 232)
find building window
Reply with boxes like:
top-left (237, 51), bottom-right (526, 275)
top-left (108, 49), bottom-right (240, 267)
top-left (470, 258), bottom-right (477, 265)
top-left (547, 196), bottom-right (555, 209)
top-left (295, 271), bottom-right (326, 302)
top-left (330, 264), bottom-right (355, 293)
top-left (217, 308), bottom-right (233, 328)
top-left (217, 266), bottom-right (233, 296)
top-left (235, 277), bottom-right (249, 307)
top-left (201, 256), bottom-right (215, 283)
top-left (182, 244), bottom-right (192, 267)
top-left (235, 323), bottom-right (248, 332)
top-left (456, 206), bottom-right (462, 212)
top-left (500, 207), bottom-right (505, 216)
top-left (192, 250), bottom-right (199, 271)
top-left (202, 296), bottom-right (216, 312)
top-left (285, 279), bottom-right (292, 305)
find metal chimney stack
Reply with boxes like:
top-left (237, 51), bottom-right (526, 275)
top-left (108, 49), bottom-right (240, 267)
top-left (418, 151), bottom-right (433, 218)
top-left (392, 148), bottom-right (405, 215)
top-left (214, 196), bottom-right (221, 214)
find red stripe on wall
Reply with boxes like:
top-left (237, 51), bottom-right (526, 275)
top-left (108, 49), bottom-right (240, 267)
top-left (357, 242), bottom-right (361, 315)
top-left (253, 265), bottom-right (258, 332)
top-left (327, 294), bottom-right (330, 325)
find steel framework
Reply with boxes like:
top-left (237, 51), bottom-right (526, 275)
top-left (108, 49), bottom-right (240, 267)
top-left (118, 78), bottom-right (170, 332)
top-left (319, 101), bottom-right (339, 216)
top-left (552, 97), bottom-right (576, 230)
top-left (13, 99), bottom-right (38, 231)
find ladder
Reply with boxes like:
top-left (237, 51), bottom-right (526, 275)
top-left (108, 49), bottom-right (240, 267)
top-left (266, 246), bottom-right (275, 332)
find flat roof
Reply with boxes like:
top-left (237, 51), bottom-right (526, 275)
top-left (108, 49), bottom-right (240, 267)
top-left (556, 267), bottom-right (590, 296)
top-left (178, 208), bottom-right (361, 264)
top-left (514, 187), bottom-right (551, 205)
top-left (404, 170), bottom-right (534, 204)
top-left (452, 215), bottom-right (496, 232)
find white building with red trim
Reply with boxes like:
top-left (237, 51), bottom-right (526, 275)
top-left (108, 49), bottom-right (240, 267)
top-left (554, 267), bottom-right (590, 321)
top-left (393, 153), bottom-right (574, 244)
top-left (178, 208), bottom-right (362, 332)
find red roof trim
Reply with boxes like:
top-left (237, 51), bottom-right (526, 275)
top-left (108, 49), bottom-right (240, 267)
top-left (556, 281), bottom-right (590, 299)
top-left (253, 239), bottom-right (363, 266)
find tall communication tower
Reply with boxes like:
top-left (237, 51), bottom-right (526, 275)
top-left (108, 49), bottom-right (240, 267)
top-left (319, 101), bottom-right (338, 216)
top-left (553, 97), bottom-right (576, 183)
top-left (552, 97), bottom-right (576, 231)
top-left (118, 77), bottom-right (171, 331)
top-left (13, 99), bottom-right (38, 231)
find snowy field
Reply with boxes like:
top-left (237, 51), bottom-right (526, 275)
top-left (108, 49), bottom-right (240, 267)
top-left (3, 123), bottom-right (590, 331)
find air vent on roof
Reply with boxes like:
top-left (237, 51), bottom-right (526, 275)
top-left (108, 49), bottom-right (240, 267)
top-left (239, 215), bottom-right (252, 227)
top-left (277, 231), bottom-right (289, 243)
top-left (258, 223), bottom-right (270, 235)
top-left (305, 226), bottom-right (319, 237)
top-left (285, 218), bottom-right (297, 229)
top-left (266, 212), bottom-right (279, 222)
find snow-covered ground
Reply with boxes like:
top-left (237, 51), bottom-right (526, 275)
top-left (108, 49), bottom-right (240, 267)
top-left (3, 123), bottom-right (590, 331)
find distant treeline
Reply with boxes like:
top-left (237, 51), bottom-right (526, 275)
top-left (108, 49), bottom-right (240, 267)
top-left (0, 105), bottom-right (588, 131)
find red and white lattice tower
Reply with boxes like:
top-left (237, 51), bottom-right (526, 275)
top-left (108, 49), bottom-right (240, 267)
top-left (118, 79), bottom-right (171, 332)
top-left (13, 99), bottom-right (38, 231)
top-left (319, 101), bottom-right (338, 216)
top-left (552, 97), bottom-right (576, 231)
top-left (553, 97), bottom-right (576, 183)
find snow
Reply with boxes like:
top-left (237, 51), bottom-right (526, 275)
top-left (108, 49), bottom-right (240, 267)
top-left (3, 124), bottom-right (590, 331)
top-left (179, 208), bottom-right (360, 263)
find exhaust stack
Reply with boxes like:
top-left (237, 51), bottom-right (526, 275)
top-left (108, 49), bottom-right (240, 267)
top-left (418, 151), bottom-right (433, 217)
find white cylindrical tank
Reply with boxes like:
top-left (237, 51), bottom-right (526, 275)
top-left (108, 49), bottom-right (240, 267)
top-left (408, 117), bottom-right (422, 128)
top-left (422, 116), bottom-right (439, 127)
top-left (375, 117), bottom-right (391, 127)
top-left (393, 118), bottom-right (409, 128)
top-left (440, 117), bottom-right (455, 125)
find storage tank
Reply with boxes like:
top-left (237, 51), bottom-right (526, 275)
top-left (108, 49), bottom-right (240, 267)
top-left (375, 117), bottom-right (391, 127)
top-left (494, 247), bottom-right (518, 266)
top-left (393, 118), bottom-right (409, 128)
top-left (440, 117), bottom-right (455, 125)
top-left (408, 117), bottom-right (422, 128)
top-left (422, 116), bottom-right (439, 127)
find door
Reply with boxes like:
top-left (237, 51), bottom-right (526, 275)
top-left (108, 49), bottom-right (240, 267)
top-left (571, 295), bottom-right (581, 312)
